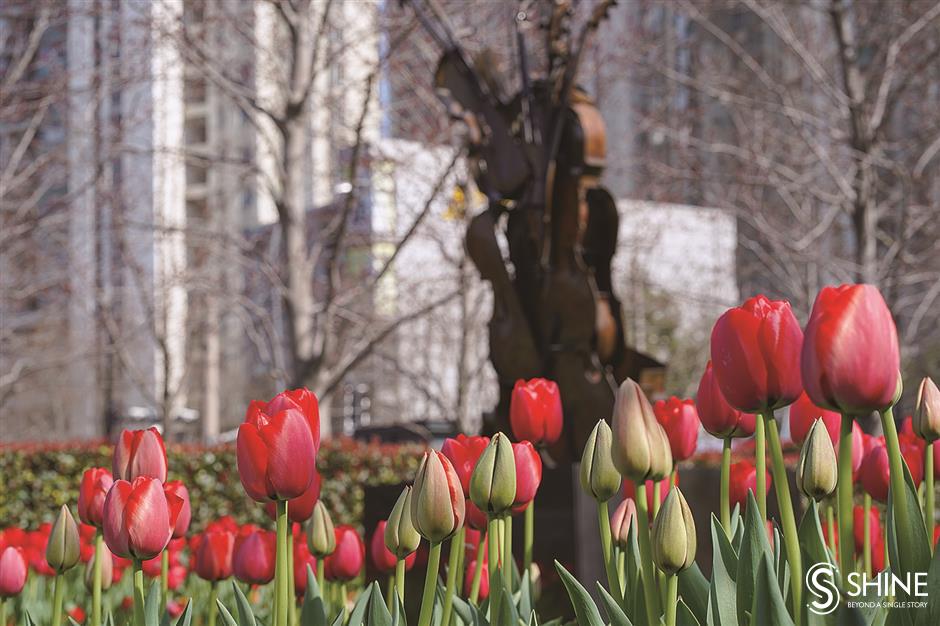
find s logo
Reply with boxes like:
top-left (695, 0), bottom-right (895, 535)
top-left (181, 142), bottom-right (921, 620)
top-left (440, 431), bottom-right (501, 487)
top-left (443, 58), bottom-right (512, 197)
top-left (806, 562), bottom-right (839, 615)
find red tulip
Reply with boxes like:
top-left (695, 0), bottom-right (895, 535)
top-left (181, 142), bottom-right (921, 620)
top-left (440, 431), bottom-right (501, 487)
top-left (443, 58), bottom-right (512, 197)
top-left (293, 538), bottom-right (317, 596)
top-left (729, 460), bottom-right (772, 511)
top-left (509, 378), bottom-right (563, 445)
top-left (0, 546), bottom-right (27, 597)
top-left (142, 546), bottom-right (177, 577)
top-left (69, 607), bottom-right (86, 624)
top-left (653, 397), bottom-right (700, 461)
top-left (859, 442), bottom-right (890, 502)
top-left (900, 438), bottom-right (924, 487)
top-left (695, 361), bottom-right (756, 438)
top-left (852, 505), bottom-right (882, 555)
top-left (233, 529), bottom-right (275, 585)
top-left (325, 525), bottom-right (364, 582)
top-left (464, 559), bottom-right (489, 600)
top-left (441, 435), bottom-right (490, 496)
top-left (237, 398), bottom-right (317, 502)
top-left (247, 387), bottom-right (321, 452)
top-left (710, 295), bottom-right (803, 412)
top-left (511, 441), bottom-right (542, 513)
top-left (194, 530), bottom-right (235, 581)
top-left (113, 428), bottom-right (168, 483)
top-left (370, 521), bottom-right (415, 574)
top-left (465, 499), bottom-right (488, 531)
top-left (265, 469), bottom-right (322, 523)
top-left (78, 468), bottom-right (114, 528)
top-left (163, 481), bottom-right (191, 539)
top-left (801, 285), bottom-right (900, 414)
top-left (789, 393), bottom-right (840, 447)
top-left (103, 477), bottom-right (184, 560)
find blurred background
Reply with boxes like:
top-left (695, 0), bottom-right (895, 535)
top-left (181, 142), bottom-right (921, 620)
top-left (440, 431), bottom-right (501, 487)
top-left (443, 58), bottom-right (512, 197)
top-left (2, 0), bottom-right (939, 444)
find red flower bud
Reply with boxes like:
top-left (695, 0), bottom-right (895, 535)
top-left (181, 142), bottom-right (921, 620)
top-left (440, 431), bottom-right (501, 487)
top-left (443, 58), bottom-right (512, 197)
top-left (233, 529), bottom-right (275, 585)
top-left (729, 460), bottom-right (771, 512)
top-left (370, 521), bottom-right (415, 574)
top-left (103, 477), bottom-right (183, 560)
top-left (511, 441), bottom-right (542, 513)
top-left (113, 428), bottom-right (167, 483)
top-left (441, 435), bottom-right (490, 497)
top-left (293, 538), bottom-right (317, 596)
top-left (653, 397), bottom-right (700, 461)
top-left (465, 499), bottom-right (488, 531)
top-left (325, 525), bottom-right (364, 582)
top-left (859, 441), bottom-right (890, 502)
top-left (509, 378), bottom-right (563, 446)
top-left (163, 481), bottom-right (191, 539)
top-left (710, 295), bottom-right (804, 412)
top-left (0, 546), bottom-right (27, 597)
top-left (78, 468), bottom-right (114, 529)
top-left (237, 400), bottom-right (317, 502)
top-left (695, 361), bottom-right (756, 439)
top-left (801, 285), bottom-right (900, 414)
top-left (194, 530), bottom-right (235, 581)
top-left (789, 393), bottom-right (840, 447)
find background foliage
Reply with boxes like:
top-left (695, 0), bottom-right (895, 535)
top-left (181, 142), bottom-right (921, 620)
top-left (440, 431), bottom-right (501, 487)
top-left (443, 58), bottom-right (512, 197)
top-left (0, 439), bottom-right (426, 531)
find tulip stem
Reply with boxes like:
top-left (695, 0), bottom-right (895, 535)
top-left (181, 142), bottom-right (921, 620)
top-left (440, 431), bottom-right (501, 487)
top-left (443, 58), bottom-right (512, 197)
top-left (417, 541), bottom-right (442, 626)
top-left (288, 536), bottom-right (298, 626)
top-left (863, 494), bottom-right (872, 576)
top-left (634, 482), bottom-right (661, 625)
top-left (487, 517), bottom-right (499, 583)
top-left (51, 574), bottom-right (64, 626)
top-left (92, 532), bottom-right (104, 626)
top-left (275, 500), bottom-right (289, 626)
top-left (470, 529), bottom-right (486, 604)
top-left (523, 501), bottom-right (534, 577)
top-left (133, 562), bottom-right (146, 626)
top-left (386, 574), bottom-right (395, 611)
top-left (882, 407), bottom-right (917, 573)
top-left (208, 582), bottom-right (219, 626)
top-left (0, 599), bottom-right (6, 626)
top-left (755, 413), bottom-right (767, 520)
top-left (395, 558), bottom-right (406, 604)
top-left (927, 443), bottom-right (935, 548)
top-left (764, 412), bottom-right (802, 624)
top-left (317, 559), bottom-right (325, 595)
top-left (665, 573), bottom-right (678, 626)
top-left (826, 503), bottom-right (837, 556)
top-left (161, 549), bottom-right (169, 607)
top-left (441, 528), bottom-right (464, 626)
top-left (503, 514), bottom-right (513, 592)
top-left (597, 500), bottom-right (623, 605)
top-left (720, 438), bottom-right (732, 536)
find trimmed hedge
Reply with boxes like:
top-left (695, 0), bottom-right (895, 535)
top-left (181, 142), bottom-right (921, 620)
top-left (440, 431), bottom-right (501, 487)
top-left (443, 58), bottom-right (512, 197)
top-left (0, 438), bottom-right (426, 532)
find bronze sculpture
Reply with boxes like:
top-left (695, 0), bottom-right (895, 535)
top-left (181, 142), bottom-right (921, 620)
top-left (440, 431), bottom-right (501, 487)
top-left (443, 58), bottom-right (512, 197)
top-left (405, 0), bottom-right (662, 459)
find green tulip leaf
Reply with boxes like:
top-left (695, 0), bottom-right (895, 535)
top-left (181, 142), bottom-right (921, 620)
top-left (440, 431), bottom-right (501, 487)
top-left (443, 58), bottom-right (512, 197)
top-left (346, 583), bottom-right (373, 626)
top-left (679, 561), bottom-right (710, 624)
top-left (232, 581), bottom-right (257, 626)
top-left (737, 491), bottom-right (774, 623)
top-left (518, 569), bottom-right (533, 622)
top-left (145, 580), bottom-right (161, 626)
top-left (301, 564), bottom-right (328, 626)
top-left (555, 561), bottom-right (606, 626)
top-left (366, 582), bottom-right (393, 626)
top-left (175, 600), bottom-right (194, 626)
top-left (751, 553), bottom-right (794, 626)
top-left (596, 582), bottom-right (633, 626)
top-left (216, 600), bottom-right (238, 626)
top-left (885, 459), bottom-right (931, 579)
top-left (708, 514), bottom-right (739, 626)
top-left (915, 538), bottom-right (940, 626)
top-left (677, 598), bottom-right (702, 626)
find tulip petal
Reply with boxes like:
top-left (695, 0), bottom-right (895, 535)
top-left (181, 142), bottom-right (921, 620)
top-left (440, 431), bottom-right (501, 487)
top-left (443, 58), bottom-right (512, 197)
top-left (125, 478), bottom-right (172, 560)
top-left (103, 480), bottom-right (133, 558)
top-left (237, 422), bottom-right (272, 502)
top-left (258, 408), bottom-right (316, 500)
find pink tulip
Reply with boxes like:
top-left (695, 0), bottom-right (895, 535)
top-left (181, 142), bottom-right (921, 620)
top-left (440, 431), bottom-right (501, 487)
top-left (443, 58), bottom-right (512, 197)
top-left (113, 428), bottom-right (168, 483)
top-left (163, 481), bottom-right (191, 539)
top-left (103, 477), bottom-right (184, 560)
top-left (0, 546), bottom-right (27, 597)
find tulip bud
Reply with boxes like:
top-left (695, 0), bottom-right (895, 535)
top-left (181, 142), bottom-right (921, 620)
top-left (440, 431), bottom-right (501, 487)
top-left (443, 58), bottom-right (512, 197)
top-left (469, 433), bottom-right (516, 516)
top-left (307, 501), bottom-right (336, 558)
top-left (798, 418), bottom-right (838, 501)
top-left (650, 487), bottom-right (696, 575)
top-left (611, 379), bottom-right (673, 482)
top-left (580, 420), bottom-right (621, 501)
top-left (412, 451), bottom-right (466, 542)
top-left (46, 505), bottom-right (81, 574)
top-left (385, 486), bottom-right (421, 559)
top-left (914, 377), bottom-right (940, 443)
top-left (610, 498), bottom-right (637, 550)
top-left (84, 548), bottom-right (114, 591)
top-left (0, 546), bottom-right (28, 597)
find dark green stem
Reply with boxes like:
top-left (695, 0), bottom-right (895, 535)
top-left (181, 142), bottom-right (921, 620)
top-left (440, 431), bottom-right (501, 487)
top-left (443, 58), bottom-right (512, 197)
top-left (755, 412), bottom-right (767, 519)
top-left (721, 438), bottom-right (732, 536)
top-left (523, 501), bottom-right (534, 577)
top-left (208, 582), bottom-right (219, 626)
top-left (881, 407), bottom-right (916, 572)
top-left (764, 412), bottom-right (802, 624)
top-left (417, 542), bottom-right (442, 626)
top-left (442, 528), bottom-right (464, 626)
top-left (635, 482), bottom-right (661, 625)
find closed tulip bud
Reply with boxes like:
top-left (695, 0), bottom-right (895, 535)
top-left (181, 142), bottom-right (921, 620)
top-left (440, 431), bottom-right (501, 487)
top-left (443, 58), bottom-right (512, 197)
top-left (696, 361), bottom-right (757, 439)
top-left (729, 460), bottom-right (771, 511)
top-left (78, 468), bottom-right (113, 528)
top-left (610, 498), bottom-right (637, 549)
top-left (385, 486), bottom-right (421, 559)
top-left (580, 420), bottom-right (621, 501)
top-left (801, 285), bottom-right (900, 414)
top-left (233, 529), bottom-right (275, 585)
top-left (46, 505), bottom-right (80, 574)
top-left (194, 530), bottom-right (235, 581)
top-left (511, 441), bottom-right (542, 512)
top-left (103, 477), bottom-right (184, 560)
top-left (611, 379), bottom-right (673, 482)
top-left (0, 546), bottom-right (28, 597)
top-left (237, 401), bottom-right (316, 502)
top-left (914, 377), bottom-right (940, 443)
top-left (469, 433), bottom-right (516, 516)
top-left (653, 397), bottom-right (700, 461)
top-left (372, 521), bottom-right (416, 574)
top-left (413, 450), bottom-right (466, 542)
top-left (325, 525), bottom-right (365, 581)
top-left (859, 441), bottom-right (890, 502)
top-left (509, 378), bottom-right (564, 446)
top-left (84, 548), bottom-right (114, 591)
top-left (650, 487), bottom-right (696, 575)
top-left (113, 427), bottom-right (168, 483)
top-left (307, 501), bottom-right (336, 558)
top-left (798, 419), bottom-right (838, 501)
